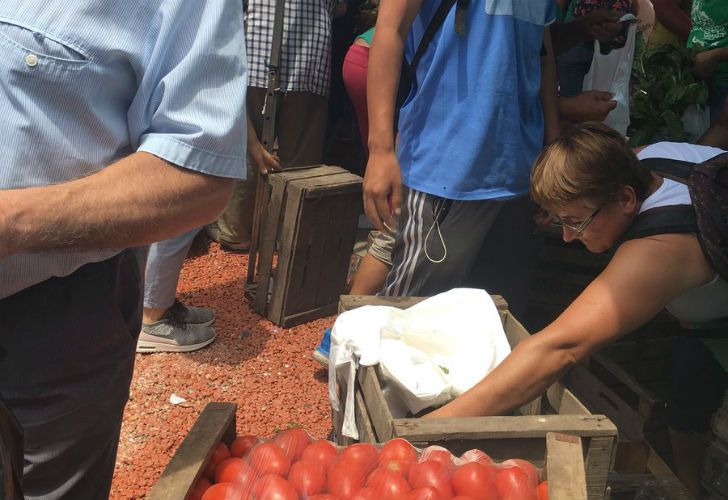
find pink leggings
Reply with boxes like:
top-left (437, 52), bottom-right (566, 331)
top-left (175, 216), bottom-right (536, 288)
top-left (342, 44), bottom-right (370, 157)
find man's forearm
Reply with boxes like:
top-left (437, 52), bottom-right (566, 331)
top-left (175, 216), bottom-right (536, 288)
top-left (1, 152), bottom-right (234, 256)
top-left (541, 28), bottom-right (561, 144)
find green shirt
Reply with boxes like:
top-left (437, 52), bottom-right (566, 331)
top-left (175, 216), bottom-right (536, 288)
top-left (357, 27), bottom-right (375, 46)
top-left (688, 0), bottom-right (728, 84)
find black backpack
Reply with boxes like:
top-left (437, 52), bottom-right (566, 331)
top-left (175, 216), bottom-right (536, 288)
top-left (624, 153), bottom-right (728, 280)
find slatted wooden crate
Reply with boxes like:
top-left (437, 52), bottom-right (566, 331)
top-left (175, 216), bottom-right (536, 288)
top-left (148, 402), bottom-right (237, 500)
top-left (248, 165), bottom-right (363, 327)
top-left (334, 295), bottom-right (618, 500)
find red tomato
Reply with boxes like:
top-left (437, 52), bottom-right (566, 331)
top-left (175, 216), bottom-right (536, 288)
top-left (502, 459), bottom-right (540, 487)
top-left (366, 466), bottom-right (412, 499)
top-left (407, 486), bottom-right (446, 500)
top-left (459, 449), bottom-right (494, 465)
top-left (201, 482), bottom-right (251, 500)
top-left (408, 460), bottom-right (453, 498)
top-left (379, 438), bottom-right (418, 476)
top-left (538, 480), bottom-right (549, 500)
top-left (273, 427), bottom-right (312, 462)
top-left (340, 443), bottom-right (380, 471)
top-left (302, 440), bottom-right (339, 470)
top-left (230, 435), bottom-right (259, 458)
top-left (249, 443), bottom-right (291, 477)
top-left (451, 497), bottom-right (479, 500)
top-left (214, 458), bottom-right (255, 492)
top-left (203, 443), bottom-right (232, 480)
top-left (351, 487), bottom-right (379, 500)
top-left (327, 458), bottom-right (368, 498)
top-left (450, 462), bottom-right (498, 500)
top-left (187, 476), bottom-right (211, 500)
top-left (420, 447), bottom-right (454, 470)
top-left (308, 495), bottom-right (342, 500)
top-left (288, 460), bottom-right (326, 497)
top-left (494, 466), bottom-right (538, 500)
top-left (252, 474), bottom-right (298, 500)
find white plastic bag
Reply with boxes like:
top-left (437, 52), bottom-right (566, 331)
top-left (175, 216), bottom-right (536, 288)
top-left (583, 14), bottom-right (637, 136)
top-left (328, 289), bottom-right (511, 439)
top-left (681, 103), bottom-right (711, 142)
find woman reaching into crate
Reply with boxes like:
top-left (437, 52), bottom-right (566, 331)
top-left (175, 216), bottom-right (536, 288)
top-left (427, 121), bottom-right (728, 495)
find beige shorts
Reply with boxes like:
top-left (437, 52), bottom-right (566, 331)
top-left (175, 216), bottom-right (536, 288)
top-left (367, 230), bottom-right (394, 267)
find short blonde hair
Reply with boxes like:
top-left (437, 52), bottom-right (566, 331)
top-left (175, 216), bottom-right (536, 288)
top-left (530, 122), bottom-right (652, 210)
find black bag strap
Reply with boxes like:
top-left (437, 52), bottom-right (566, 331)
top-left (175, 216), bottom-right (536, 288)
top-left (410, 0), bottom-right (458, 72)
top-left (623, 205), bottom-right (698, 241)
top-left (640, 157), bottom-right (695, 184)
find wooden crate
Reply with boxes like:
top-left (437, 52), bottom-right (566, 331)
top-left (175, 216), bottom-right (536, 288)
top-left (148, 402), bottom-right (236, 500)
top-left (249, 165), bottom-right (363, 327)
top-left (701, 391), bottom-right (728, 498)
top-left (334, 295), bottom-right (618, 500)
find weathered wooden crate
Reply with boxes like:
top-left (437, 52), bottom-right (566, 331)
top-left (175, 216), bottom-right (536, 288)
top-left (248, 165), bottom-right (363, 327)
top-left (148, 402), bottom-right (236, 500)
top-left (334, 295), bottom-right (618, 500)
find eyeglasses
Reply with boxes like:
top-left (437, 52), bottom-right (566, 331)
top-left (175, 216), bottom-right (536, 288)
top-left (552, 206), bottom-right (601, 235)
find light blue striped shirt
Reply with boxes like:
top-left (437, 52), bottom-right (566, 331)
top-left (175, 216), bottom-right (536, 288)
top-left (0, 1), bottom-right (248, 299)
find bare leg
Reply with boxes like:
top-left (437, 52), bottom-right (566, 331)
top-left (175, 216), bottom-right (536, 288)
top-left (350, 253), bottom-right (391, 295)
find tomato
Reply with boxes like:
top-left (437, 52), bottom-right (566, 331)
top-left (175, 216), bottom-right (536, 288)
top-left (273, 427), bottom-right (312, 462)
top-left (203, 442), bottom-right (232, 480)
top-left (450, 462), bottom-right (498, 500)
top-left (379, 438), bottom-right (418, 476)
top-left (327, 458), bottom-right (368, 498)
top-left (408, 460), bottom-right (453, 498)
top-left (288, 460), bottom-right (326, 497)
top-left (494, 466), bottom-right (538, 500)
top-left (538, 480), bottom-right (548, 500)
top-left (351, 487), bottom-right (379, 500)
top-left (459, 449), bottom-right (494, 466)
top-left (201, 482), bottom-right (251, 500)
top-left (231, 435), bottom-right (259, 458)
top-left (252, 474), bottom-right (298, 500)
top-left (407, 486), bottom-right (446, 500)
top-left (340, 443), bottom-right (380, 472)
top-left (451, 497), bottom-right (478, 500)
top-left (308, 495), bottom-right (342, 500)
top-left (187, 476), bottom-right (211, 500)
top-left (366, 466), bottom-right (412, 499)
top-left (502, 459), bottom-right (540, 487)
top-left (302, 440), bottom-right (339, 470)
top-left (420, 447), bottom-right (454, 470)
top-left (214, 458), bottom-right (255, 492)
top-left (249, 443), bottom-right (291, 477)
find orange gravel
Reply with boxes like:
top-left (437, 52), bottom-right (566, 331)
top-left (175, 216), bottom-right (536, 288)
top-left (110, 243), bottom-right (335, 499)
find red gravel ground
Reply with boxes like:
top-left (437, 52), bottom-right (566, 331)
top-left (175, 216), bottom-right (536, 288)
top-left (109, 242), bottom-right (335, 499)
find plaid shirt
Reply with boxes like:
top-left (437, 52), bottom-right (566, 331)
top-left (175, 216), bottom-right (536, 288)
top-left (246, 0), bottom-right (340, 97)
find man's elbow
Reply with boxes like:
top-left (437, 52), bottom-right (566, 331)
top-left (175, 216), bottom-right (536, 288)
top-left (196, 175), bottom-right (235, 223)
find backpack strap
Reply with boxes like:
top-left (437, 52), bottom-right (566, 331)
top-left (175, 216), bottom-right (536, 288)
top-left (411, 0), bottom-right (458, 71)
top-left (623, 205), bottom-right (698, 241)
top-left (639, 157), bottom-right (694, 184)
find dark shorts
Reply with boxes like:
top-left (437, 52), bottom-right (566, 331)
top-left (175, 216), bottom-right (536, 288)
top-left (670, 335), bottom-right (728, 434)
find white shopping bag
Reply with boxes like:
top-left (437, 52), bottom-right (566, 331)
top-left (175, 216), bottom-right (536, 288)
top-left (328, 289), bottom-right (511, 440)
top-left (583, 14), bottom-right (637, 136)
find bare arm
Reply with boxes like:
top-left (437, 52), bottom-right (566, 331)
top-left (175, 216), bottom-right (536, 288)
top-left (427, 234), bottom-right (714, 417)
top-left (652, 0), bottom-right (691, 41)
top-left (0, 152), bottom-right (234, 257)
top-left (364, 0), bottom-right (421, 231)
top-left (540, 27), bottom-right (561, 144)
top-left (550, 9), bottom-right (621, 56)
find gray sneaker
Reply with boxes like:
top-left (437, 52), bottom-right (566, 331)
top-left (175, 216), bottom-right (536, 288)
top-left (168, 300), bottom-right (215, 327)
top-left (136, 301), bottom-right (216, 353)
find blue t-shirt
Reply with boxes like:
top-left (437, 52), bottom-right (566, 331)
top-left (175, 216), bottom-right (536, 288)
top-left (397, 0), bottom-right (555, 200)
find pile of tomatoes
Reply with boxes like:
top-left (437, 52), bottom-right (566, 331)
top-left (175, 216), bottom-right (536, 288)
top-left (189, 428), bottom-right (549, 500)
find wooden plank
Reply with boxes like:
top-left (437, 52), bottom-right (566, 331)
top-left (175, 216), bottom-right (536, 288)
top-left (566, 364), bottom-right (647, 441)
top-left (358, 366), bottom-right (395, 442)
top-left (354, 388), bottom-right (377, 444)
top-left (591, 353), bottom-right (664, 419)
top-left (546, 433), bottom-right (588, 500)
top-left (253, 174), bottom-right (286, 315)
top-left (713, 408), bottom-right (728, 443)
top-left (338, 294), bottom-right (509, 314)
top-left (645, 444), bottom-right (695, 500)
top-left (583, 436), bottom-right (616, 500)
top-left (148, 402), bottom-right (236, 500)
top-left (392, 415), bottom-right (617, 441)
top-left (702, 439), bottom-right (728, 498)
top-left (547, 383), bottom-right (591, 416)
top-left (280, 303), bottom-right (339, 328)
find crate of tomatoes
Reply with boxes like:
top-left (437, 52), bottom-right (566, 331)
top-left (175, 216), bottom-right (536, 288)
top-left (149, 402), bottom-right (587, 500)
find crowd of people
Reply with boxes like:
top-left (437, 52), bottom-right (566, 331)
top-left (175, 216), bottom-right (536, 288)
top-left (0, 0), bottom-right (726, 498)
